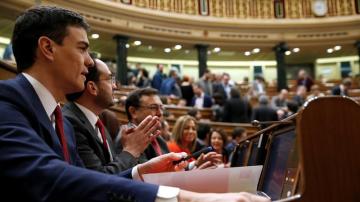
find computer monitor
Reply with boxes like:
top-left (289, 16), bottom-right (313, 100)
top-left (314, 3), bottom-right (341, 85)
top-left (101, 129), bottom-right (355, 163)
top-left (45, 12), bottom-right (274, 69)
top-left (258, 126), bottom-right (296, 200)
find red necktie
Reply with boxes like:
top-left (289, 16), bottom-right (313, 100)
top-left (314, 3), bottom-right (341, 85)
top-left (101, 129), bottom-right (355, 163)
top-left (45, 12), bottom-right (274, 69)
top-left (96, 119), bottom-right (110, 162)
top-left (151, 139), bottom-right (163, 156)
top-left (54, 106), bottom-right (70, 163)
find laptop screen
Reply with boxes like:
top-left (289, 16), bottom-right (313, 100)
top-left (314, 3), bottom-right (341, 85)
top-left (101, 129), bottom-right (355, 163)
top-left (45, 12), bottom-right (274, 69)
top-left (260, 128), bottom-right (296, 200)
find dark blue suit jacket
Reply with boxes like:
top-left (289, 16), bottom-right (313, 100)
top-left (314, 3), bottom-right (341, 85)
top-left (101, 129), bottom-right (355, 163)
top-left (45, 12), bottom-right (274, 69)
top-left (190, 95), bottom-right (213, 108)
top-left (0, 75), bottom-right (158, 202)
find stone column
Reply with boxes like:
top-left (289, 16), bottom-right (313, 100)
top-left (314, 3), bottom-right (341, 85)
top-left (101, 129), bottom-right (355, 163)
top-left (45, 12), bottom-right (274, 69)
top-left (273, 42), bottom-right (288, 91)
top-left (355, 40), bottom-right (360, 73)
top-left (195, 44), bottom-right (208, 78)
top-left (113, 35), bottom-right (129, 85)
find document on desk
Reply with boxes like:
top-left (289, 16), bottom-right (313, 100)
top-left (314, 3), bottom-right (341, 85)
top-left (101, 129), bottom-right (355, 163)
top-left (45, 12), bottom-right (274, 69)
top-left (143, 165), bottom-right (263, 193)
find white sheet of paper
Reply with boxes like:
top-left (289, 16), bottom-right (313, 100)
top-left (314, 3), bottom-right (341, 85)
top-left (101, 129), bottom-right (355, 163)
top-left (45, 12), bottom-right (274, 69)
top-left (143, 165), bottom-right (263, 193)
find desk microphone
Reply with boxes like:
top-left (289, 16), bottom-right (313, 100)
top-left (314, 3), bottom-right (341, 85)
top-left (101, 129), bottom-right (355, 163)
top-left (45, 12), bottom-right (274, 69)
top-left (251, 120), bottom-right (293, 127)
top-left (173, 146), bottom-right (214, 165)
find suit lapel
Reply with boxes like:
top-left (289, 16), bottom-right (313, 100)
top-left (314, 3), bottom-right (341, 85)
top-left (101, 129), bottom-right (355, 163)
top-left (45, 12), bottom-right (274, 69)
top-left (15, 75), bottom-right (65, 157)
top-left (67, 102), bottom-right (102, 143)
top-left (66, 102), bottom-right (112, 161)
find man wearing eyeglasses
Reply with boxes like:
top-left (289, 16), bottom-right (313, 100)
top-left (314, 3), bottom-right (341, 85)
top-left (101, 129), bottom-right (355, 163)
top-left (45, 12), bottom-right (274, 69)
top-left (118, 87), bottom-right (170, 161)
top-left (118, 88), bottom-right (220, 168)
top-left (0, 5), bottom-right (269, 202)
top-left (63, 58), bottom-right (155, 173)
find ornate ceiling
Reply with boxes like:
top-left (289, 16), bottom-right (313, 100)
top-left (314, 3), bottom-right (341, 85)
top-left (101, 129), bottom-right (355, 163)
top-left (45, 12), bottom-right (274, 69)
top-left (0, 0), bottom-right (359, 64)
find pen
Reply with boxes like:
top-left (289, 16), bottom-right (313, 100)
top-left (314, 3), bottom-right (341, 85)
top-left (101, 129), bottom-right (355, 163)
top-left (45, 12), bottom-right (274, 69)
top-left (173, 146), bottom-right (214, 165)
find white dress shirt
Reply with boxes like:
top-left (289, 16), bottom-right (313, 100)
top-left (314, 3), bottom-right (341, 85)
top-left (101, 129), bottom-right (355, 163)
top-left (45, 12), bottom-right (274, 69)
top-left (22, 73), bottom-right (179, 202)
top-left (194, 92), bottom-right (205, 108)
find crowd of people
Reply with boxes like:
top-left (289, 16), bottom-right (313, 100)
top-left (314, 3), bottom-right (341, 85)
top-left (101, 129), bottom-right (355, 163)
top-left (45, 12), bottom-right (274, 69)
top-left (1, 4), bottom-right (358, 202)
top-left (0, 5), bottom-right (271, 202)
top-left (124, 61), bottom-right (357, 123)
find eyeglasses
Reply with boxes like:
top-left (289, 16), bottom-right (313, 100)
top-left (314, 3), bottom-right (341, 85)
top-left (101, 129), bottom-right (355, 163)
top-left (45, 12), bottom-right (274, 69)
top-left (98, 75), bottom-right (116, 85)
top-left (139, 104), bottom-right (164, 111)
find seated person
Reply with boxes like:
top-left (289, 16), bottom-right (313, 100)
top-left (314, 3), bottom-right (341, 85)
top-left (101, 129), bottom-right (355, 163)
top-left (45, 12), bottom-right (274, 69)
top-left (63, 58), bottom-right (151, 173)
top-left (331, 78), bottom-right (352, 96)
top-left (208, 128), bottom-right (230, 166)
top-left (306, 84), bottom-right (325, 100)
top-left (194, 122), bottom-right (211, 152)
top-left (252, 95), bottom-right (278, 125)
top-left (225, 127), bottom-right (247, 154)
top-left (191, 83), bottom-right (213, 108)
top-left (168, 115), bottom-right (222, 168)
top-left (187, 107), bottom-right (202, 121)
top-left (223, 88), bottom-right (252, 123)
top-left (160, 120), bottom-right (171, 142)
top-left (292, 85), bottom-right (307, 107)
top-left (0, 6), bottom-right (269, 201)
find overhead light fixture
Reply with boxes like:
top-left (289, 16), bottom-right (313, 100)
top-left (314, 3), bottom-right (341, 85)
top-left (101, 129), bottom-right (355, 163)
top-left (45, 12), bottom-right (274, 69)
top-left (285, 50), bottom-right (291, 55)
top-left (213, 47), bottom-right (221, 52)
top-left (164, 48), bottom-right (171, 53)
top-left (327, 48), bottom-right (334, 53)
top-left (0, 36), bottom-right (11, 44)
top-left (91, 33), bottom-right (99, 39)
top-left (252, 48), bottom-right (260, 53)
top-left (292, 48), bottom-right (300, 52)
top-left (174, 45), bottom-right (182, 50)
top-left (244, 51), bottom-right (251, 56)
top-left (334, 45), bottom-right (341, 51)
top-left (125, 44), bottom-right (130, 48)
top-left (134, 40), bottom-right (142, 46)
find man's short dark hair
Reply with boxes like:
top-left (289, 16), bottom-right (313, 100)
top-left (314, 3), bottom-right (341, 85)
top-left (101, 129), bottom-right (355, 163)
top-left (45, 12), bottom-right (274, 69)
top-left (197, 123), bottom-right (211, 140)
top-left (232, 127), bottom-right (245, 139)
top-left (66, 56), bottom-right (98, 101)
top-left (12, 6), bottom-right (89, 72)
top-left (230, 88), bottom-right (240, 99)
top-left (125, 88), bottom-right (159, 120)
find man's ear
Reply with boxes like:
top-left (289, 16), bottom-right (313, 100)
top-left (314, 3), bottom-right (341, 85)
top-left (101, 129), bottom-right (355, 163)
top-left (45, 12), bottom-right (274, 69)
top-left (128, 106), bottom-right (137, 119)
top-left (86, 81), bottom-right (98, 96)
top-left (38, 36), bottom-right (55, 61)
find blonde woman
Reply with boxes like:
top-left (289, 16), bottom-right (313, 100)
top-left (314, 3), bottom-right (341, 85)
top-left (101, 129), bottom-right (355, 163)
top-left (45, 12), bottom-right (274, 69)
top-left (167, 115), bottom-right (222, 169)
top-left (167, 115), bottom-right (198, 162)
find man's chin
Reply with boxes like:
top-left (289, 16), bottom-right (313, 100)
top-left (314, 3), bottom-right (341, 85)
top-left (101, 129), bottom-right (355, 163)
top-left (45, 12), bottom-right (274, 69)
top-left (67, 83), bottom-right (84, 94)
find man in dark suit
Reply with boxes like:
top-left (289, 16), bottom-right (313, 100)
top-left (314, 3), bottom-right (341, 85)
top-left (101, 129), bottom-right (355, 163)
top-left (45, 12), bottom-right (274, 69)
top-left (191, 83), bottom-right (213, 108)
top-left (223, 88), bottom-right (252, 123)
top-left (251, 95), bottom-right (278, 124)
top-left (63, 58), bottom-right (156, 174)
top-left (0, 7), bottom-right (270, 201)
top-left (213, 72), bottom-right (233, 104)
top-left (0, 5), bottom-right (269, 202)
top-left (0, 6), bottom-right (185, 201)
top-left (331, 78), bottom-right (352, 96)
top-left (117, 88), bottom-right (171, 160)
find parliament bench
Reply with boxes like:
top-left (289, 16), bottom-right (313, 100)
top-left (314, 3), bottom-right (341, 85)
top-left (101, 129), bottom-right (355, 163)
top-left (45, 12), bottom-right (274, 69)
top-left (109, 105), bottom-right (259, 138)
top-left (0, 59), bottom-right (17, 80)
top-left (165, 105), bottom-right (213, 120)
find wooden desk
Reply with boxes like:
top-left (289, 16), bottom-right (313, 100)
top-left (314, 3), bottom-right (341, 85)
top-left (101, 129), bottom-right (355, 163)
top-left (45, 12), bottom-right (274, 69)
top-left (165, 105), bottom-right (213, 120)
top-left (0, 59), bottom-right (17, 80)
top-left (166, 118), bottom-right (259, 137)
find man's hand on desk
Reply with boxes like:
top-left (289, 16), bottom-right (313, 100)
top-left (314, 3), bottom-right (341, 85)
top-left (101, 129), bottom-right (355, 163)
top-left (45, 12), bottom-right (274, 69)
top-left (178, 190), bottom-right (271, 202)
top-left (138, 152), bottom-right (188, 176)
